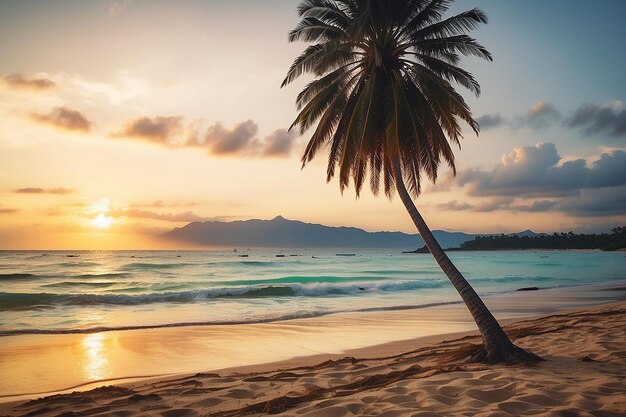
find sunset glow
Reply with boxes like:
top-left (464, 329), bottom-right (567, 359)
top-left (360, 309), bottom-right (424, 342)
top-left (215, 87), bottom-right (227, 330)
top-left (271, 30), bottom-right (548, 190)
top-left (0, 0), bottom-right (624, 249)
top-left (91, 213), bottom-right (114, 229)
top-left (1, 3), bottom-right (625, 416)
top-left (81, 332), bottom-right (109, 381)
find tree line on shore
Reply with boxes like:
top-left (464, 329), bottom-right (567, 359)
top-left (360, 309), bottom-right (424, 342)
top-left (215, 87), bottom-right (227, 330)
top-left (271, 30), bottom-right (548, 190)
top-left (459, 227), bottom-right (626, 251)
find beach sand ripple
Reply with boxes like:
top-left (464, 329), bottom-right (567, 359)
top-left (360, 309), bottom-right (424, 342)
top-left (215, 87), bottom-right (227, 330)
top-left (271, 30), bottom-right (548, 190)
top-left (2, 302), bottom-right (625, 416)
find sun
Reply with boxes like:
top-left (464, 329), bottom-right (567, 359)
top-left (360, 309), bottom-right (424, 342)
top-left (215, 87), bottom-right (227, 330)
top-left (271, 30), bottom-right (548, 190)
top-left (88, 198), bottom-right (115, 229)
top-left (91, 213), bottom-right (114, 228)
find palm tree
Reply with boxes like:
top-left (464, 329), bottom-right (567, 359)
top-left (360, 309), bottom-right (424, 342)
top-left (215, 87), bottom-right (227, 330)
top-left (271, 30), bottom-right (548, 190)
top-left (282, 0), bottom-right (541, 363)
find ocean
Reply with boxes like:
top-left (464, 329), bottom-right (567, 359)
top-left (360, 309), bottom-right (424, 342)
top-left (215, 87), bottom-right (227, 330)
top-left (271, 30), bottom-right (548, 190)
top-left (1, 249), bottom-right (625, 335)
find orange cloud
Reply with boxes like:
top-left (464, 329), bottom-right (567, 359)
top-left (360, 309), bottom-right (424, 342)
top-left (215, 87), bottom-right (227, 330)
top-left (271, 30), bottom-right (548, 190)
top-left (113, 116), bottom-right (298, 158)
top-left (113, 115), bottom-right (183, 145)
top-left (0, 208), bottom-right (19, 214)
top-left (14, 187), bottom-right (75, 195)
top-left (111, 209), bottom-right (216, 222)
top-left (129, 200), bottom-right (201, 208)
top-left (262, 128), bottom-right (297, 157)
top-left (3, 73), bottom-right (55, 91)
top-left (187, 119), bottom-right (259, 155)
top-left (31, 107), bottom-right (91, 132)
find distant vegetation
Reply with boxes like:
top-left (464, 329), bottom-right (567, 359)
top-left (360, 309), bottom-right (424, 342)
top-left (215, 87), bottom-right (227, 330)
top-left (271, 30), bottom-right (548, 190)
top-left (460, 227), bottom-right (626, 251)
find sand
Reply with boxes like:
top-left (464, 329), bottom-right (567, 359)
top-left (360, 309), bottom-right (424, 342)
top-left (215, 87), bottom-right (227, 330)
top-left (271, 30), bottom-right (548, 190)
top-left (1, 301), bottom-right (625, 417)
top-left (3, 283), bottom-right (623, 399)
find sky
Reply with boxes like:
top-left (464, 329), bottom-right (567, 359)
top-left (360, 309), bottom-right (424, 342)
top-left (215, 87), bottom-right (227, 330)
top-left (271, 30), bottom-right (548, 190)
top-left (0, 0), bottom-right (625, 249)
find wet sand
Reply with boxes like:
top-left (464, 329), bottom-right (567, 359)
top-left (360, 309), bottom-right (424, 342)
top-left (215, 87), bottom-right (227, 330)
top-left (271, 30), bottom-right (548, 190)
top-left (1, 284), bottom-right (625, 416)
top-left (1, 301), bottom-right (625, 416)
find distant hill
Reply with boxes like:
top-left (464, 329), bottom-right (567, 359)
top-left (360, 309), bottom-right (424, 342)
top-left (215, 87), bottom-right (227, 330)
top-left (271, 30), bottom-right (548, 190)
top-left (163, 216), bottom-right (543, 249)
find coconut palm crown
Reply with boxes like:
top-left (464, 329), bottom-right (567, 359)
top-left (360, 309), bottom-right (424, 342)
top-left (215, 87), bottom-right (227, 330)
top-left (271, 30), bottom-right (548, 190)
top-left (283, 0), bottom-right (491, 197)
top-left (283, 0), bottom-right (541, 363)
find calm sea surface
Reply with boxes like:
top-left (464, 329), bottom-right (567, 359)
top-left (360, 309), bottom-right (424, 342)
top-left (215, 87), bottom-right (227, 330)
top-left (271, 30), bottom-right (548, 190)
top-left (1, 249), bottom-right (624, 334)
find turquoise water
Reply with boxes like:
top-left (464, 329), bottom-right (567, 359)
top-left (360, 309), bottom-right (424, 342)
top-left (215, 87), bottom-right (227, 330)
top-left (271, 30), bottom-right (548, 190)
top-left (0, 249), bottom-right (624, 334)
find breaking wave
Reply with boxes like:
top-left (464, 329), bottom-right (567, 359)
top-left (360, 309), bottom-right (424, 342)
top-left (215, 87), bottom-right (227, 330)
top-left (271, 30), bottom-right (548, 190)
top-left (0, 279), bottom-right (445, 310)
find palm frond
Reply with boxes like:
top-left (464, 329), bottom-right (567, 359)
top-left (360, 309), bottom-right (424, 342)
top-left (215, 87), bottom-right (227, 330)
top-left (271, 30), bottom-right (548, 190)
top-left (411, 55), bottom-right (481, 96)
top-left (400, 0), bottom-right (453, 37)
top-left (286, 0), bottom-right (490, 197)
top-left (413, 35), bottom-right (493, 61)
top-left (410, 8), bottom-right (487, 39)
top-left (288, 17), bottom-right (345, 43)
top-left (299, 1), bottom-right (351, 30)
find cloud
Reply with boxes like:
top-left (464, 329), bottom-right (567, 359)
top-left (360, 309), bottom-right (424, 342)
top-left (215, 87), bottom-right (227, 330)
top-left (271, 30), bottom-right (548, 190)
top-left (456, 143), bottom-right (582, 197)
top-left (435, 195), bottom-right (622, 216)
top-left (565, 102), bottom-right (626, 139)
top-left (262, 129), bottom-right (297, 157)
top-left (113, 116), bottom-right (298, 158)
top-left (109, 0), bottom-right (132, 15)
top-left (471, 197), bottom-right (515, 212)
top-left (511, 200), bottom-right (560, 212)
top-left (3, 73), bottom-right (55, 91)
top-left (476, 113), bottom-right (503, 130)
top-left (481, 199), bottom-right (559, 213)
top-left (477, 102), bottom-right (560, 131)
top-left (436, 197), bottom-right (559, 213)
top-left (129, 200), bottom-right (201, 209)
top-left (70, 72), bottom-right (151, 105)
top-left (454, 144), bottom-right (626, 198)
top-left (608, 100), bottom-right (624, 111)
top-left (14, 187), bottom-right (75, 195)
top-left (112, 209), bottom-right (216, 223)
top-left (515, 101), bottom-right (560, 129)
top-left (0, 208), bottom-right (19, 214)
top-left (586, 151), bottom-right (626, 187)
top-left (187, 121), bottom-right (299, 157)
top-left (438, 144), bottom-right (626, 218)
top-left (113, 116), bottom-right (183, 145)
top-left (30, 107), bottom-right (91, 132)
top-left (189, 119), bottom-right (259, 155)
top-left (528, 101), bottom-right (555, 116)
top-left (436, 200), bottom-right (474, 211)
top-left (476, 100), bottom-right (626, 136)
top-left (564, 186), bottom-right (626, 217)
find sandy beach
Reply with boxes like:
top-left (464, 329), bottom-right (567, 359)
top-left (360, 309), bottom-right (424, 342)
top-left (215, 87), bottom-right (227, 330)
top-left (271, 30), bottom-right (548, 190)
top-left (1, 296), bottom-right (625, 416)
top-left (2, 0), bottom-right (625, 415)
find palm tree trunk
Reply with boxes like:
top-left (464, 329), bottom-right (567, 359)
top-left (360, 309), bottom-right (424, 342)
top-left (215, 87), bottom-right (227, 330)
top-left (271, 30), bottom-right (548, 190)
top-left (392, 157), bottom-right (541, 364)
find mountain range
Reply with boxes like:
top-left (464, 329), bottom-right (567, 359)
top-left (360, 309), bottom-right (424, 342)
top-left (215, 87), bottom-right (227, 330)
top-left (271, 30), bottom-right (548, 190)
top-left (163, 215), bottom-right (542, 249)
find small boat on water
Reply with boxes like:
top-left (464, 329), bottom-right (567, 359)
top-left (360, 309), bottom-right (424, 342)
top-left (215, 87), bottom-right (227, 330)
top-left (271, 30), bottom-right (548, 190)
top-left (66, 254), bottom-right (80, 258)
top-left (336, 253), bottom-right (356, 257)
top-left (239, 254), bottom-right (249, 258)
top-left (275, 254), bottom-right (285, 257)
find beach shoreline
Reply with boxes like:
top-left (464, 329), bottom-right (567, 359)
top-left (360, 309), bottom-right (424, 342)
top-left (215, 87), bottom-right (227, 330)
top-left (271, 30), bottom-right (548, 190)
top-left (1, 281), bottom-right (625, 411)
top-left (1, 299), bottom-right (625, 416)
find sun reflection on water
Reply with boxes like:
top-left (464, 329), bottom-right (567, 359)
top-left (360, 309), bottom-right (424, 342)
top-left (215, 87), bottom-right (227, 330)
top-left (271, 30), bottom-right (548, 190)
top-left (81, 333), bottom-right (109, 380)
